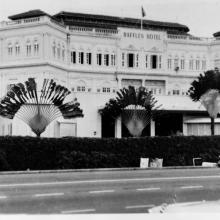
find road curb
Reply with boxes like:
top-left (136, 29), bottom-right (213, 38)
top-left (0, 166), bottom-right (218, 175)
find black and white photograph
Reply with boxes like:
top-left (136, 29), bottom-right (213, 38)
top-left (1, 0), bottom-right (220, 217)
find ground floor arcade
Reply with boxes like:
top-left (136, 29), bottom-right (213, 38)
top-left (101, 110), bottom-right (220, 138)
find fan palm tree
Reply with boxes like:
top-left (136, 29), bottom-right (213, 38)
top-left (0, 78), bottom-right (83, 137)
top-left (188, 68), bottom-right (220, 135)
top-left (101, 86), bottom-right (161, 137)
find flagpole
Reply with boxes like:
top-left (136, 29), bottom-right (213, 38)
top-left (141, 6), bottom-right (145, 70)
top-left (141, 6), bottom-right (145, 31)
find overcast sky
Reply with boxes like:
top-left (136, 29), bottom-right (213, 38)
top-left (0, 0), bottom-right (219, 37)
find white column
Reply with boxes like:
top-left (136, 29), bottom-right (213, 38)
top-left (44, 33), bottom-right (51, 61)
top-left (115, 116), bottom-right (122, 138)
top-left (118, 77), bottom-right (122, 89)
top-left (141, 48), bottom-right (145, 70)
top-left (66, 33), bottom-right (71, 66)
top-left (150, 119), bottom-right (155, 136)
top-left (97, 112), bottom-right (102, 138)
top-left (42, 33), bottom-right (45, 60)
top-left (182, 114), bottom-right (187, 136)
top-left (183, 123), bottom-right (187, 136)
top-left (0, 37), bottom-right (3, 63)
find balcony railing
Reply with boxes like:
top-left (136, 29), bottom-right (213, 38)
top-left (69, 26), bottom-right (118, 36)
top-left (0, 17), bottom-right (43, 27)
top-left (23, 17), bottom-right (40, 23)
top-left (69, 26), bottom-right (93, 33)
top-left (95, 28), bottom-right (118, 35)
top-left (0, 16), bottom-right (66, 30)
top-left (167, 34), bottom-right (187, 40)
top-left (167, 34), bottom-right (210, 42)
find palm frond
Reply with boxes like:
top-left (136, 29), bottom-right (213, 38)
top-left (101, 86), bottom-right (161, 136)
top-left (0, 78), bottom-right (83, 137)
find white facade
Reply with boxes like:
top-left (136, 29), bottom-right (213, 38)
top-left (0, 11), bottom-right (219, 137)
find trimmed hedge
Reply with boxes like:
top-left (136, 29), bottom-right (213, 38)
top-left (0, 135), bottom-right (220, 171)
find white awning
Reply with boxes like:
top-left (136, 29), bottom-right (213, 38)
top-left (156, 95), bottom-right (205, 111)
top-left (184, 117), bottom-right (220, 123)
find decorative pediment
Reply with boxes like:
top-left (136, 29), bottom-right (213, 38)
top-left (149, 46), bottom-right (159, 52)
top-left (78, 46), bottom-right (84, 50)
top-left (124, 44), bottom-right (137, 51)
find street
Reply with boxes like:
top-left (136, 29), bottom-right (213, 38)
top-left (0, 168), bottom-right (220, 213)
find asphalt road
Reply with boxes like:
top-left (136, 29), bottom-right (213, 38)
top-left (1, 168), bottom-right (220, 213)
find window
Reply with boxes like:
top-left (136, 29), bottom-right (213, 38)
top-left (62, 46), bottom-right (65, 61)
top-left (52, 42), bottom-right (56, 58)
top-left (174, 58), bottom-right (179, 69)
top-left (71, 51), bottom-right (76, 64)
top-left (34, 40), bottom-right (39, 55)
top-left (15, 43), bottom-right (20, 56)
top-left (76, 80), bottom-right (86, 92)
top-left (97, 53), bottom-right (102, 65)
top-left (180, 59), bottom-right (185, 70)
top-left (122, 79), bottom-right (142, 89)
top-left (173, 89), bottom-right (180, 95)
top-left (158, 55), bottom-right (162, 69)
top-left (145, 55), bottom-right (148, 68)
top-left (196, 60), bottom-right (200, 70)
top-left (77, 86), bottom-right (85, 92)
top-left (104, 54), bottom-right (109, 66)
top-left (111, 54), bottom-right (116, 66)
top-left (167, 58), bottom-right (172, 69)
top-left (59, 123), bottom-right (76, 137)
top-left (128, 53), bottom-right (134, 68)
top-left (136, 54), bottom-right (139, 67)
top-left (202, 60), bottom-right (206, 70)
top-left (8, 43), bottom-right (13, 56)
top-left (26, 42), bottom-right (31, 56)
top-left (150, 88), bottom-right (157, 95)
top-left (122, 53), bottom-right (125, 67)
top-left (189, 59), bottom-right (194, 70)
top-left (102, 87), bottom-right (111, 93)
top-left (86, 52), bottom-right (92, 65)
top-left (79, 52), bottom-right (84, 64)
top-left (57, 44), bottom-right (61, 59)
top-left (151, 55), bottom-right (157, 69)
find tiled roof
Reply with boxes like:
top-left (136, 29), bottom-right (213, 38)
top-left (53, 11), bottom-right (190, 33)
top-left (8, 9), bottom-right (190, 34)
top-left (8, 9), bottom-right (50, 20)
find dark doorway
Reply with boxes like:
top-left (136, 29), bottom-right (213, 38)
top-left (101, 115), bottom-right (115, 138)
top-left (155, 112), bottom-right (183, 136)
top-left (151, 55), bottom-right (157, 69)
top-left (128, 53), bottom-right (134, 67)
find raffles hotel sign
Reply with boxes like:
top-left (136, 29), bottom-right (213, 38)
top-left (120, 28), bottom-right (164, 51)
top-left (123, 31), bottom-right (161, 40)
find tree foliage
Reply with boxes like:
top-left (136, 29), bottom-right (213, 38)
top-left (101, 86), bottom-right (160, 119)
top-left (101, 86), bottom-right (161, 136)
top-left (188, 69), bottom-right (220, 101)
top-left (0, 78), bottom-right (83, 136)
top-left (188, 69), bottom-right (220, 135)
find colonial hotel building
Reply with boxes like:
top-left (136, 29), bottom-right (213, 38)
top-left (0, 9), bottom-right (219, 137)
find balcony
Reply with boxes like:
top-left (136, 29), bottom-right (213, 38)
top-left (69, 26), bottom-right (118, 37)
top-left (0, 16), bottom-right (66, 30)
top-left (156, 95), bottom-right (205, 112)
top-left (167, 34), bottom-right (211, 43)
